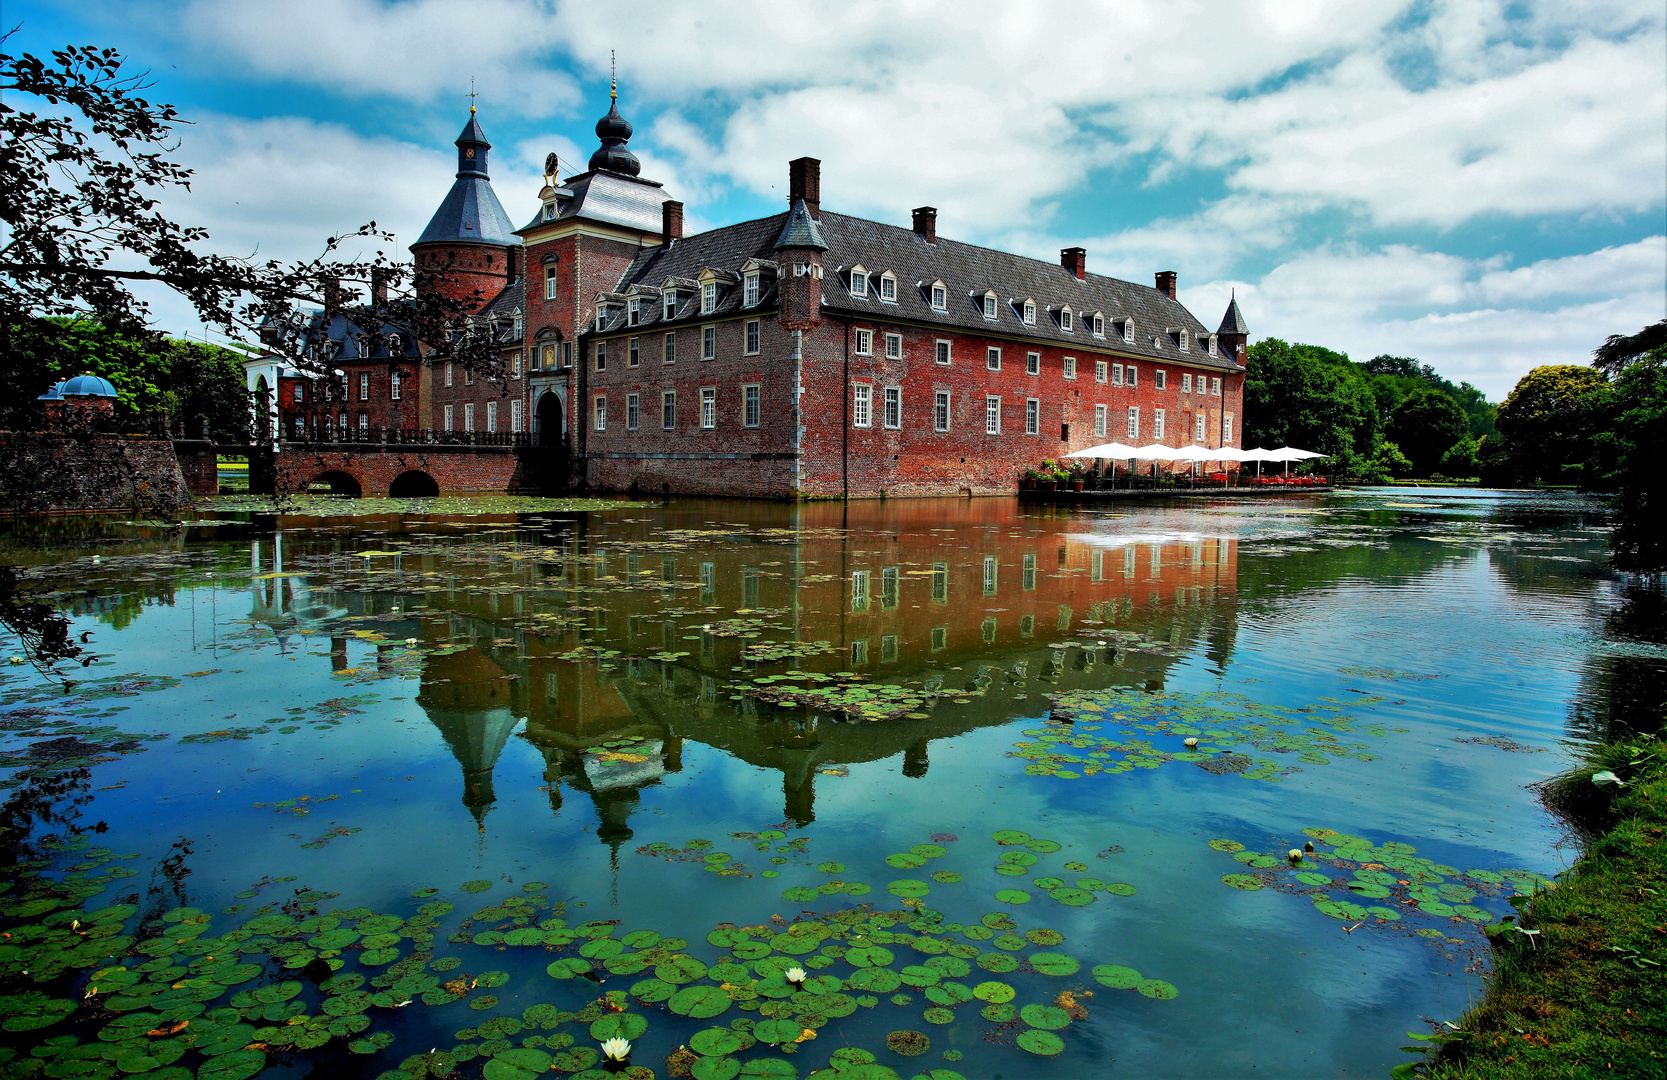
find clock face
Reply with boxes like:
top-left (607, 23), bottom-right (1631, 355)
top-left (465, 147), bottom-right (476, 159)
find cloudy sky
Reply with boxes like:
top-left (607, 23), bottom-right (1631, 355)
top-left (10, 0), bottom-right (1665, 398)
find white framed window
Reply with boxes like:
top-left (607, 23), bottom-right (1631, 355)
top-left (465, 402), bottom-right (476, 431)
top-left (1095, 360), bottom-right (1107, 384)
top-left (445, 362), bottom-right (454, 388)
top-left (1224, 414), bottom-right (1233, 443)
top-left (487, 400), bottom-right (498, 433)
top-left (935, 340), bottom-right (951, 365)
top-left (934, 390), bottom-right (950, 432)
top-left (1093, 314), bottom-right (1105, 338)
top-left (743, 384), bottom-right (760, 427)
top-left (853, 383), bottom-right (871, 428)
top-left (930, 282), bottom-right (947, 310)
top-left (985, 395), bottom-right (1001, 435)
top-left (744, 272), bottom-right (761, 307)
top-left (1212, 377), bottom-right (1222, 396)
top-left (986, 346), bottom-right (1001, 371)
top-left (593, 395), bottom-right (606, 431)
top-left (358, 411), bottom-right (369, 434)
top-left (1195, 412), bottom-right (1206, 441)
top-left (464, 366), bottom-right (473, 386)
top-left (544, 266), bottom-right (558, 300)
top-left (294, 381), bottom-right (305, 403)
top-left (511, 352), bottom-right (521, 378)
top-left (982, 292), bottom-right (998, 320)
top-left (1154, 369), bottom-right (1166, 390)
top-left (1178, 330), bottom-right (1189, 352)
top-left (664, 332), bottom-right (676, 364)
top-left (627, 392), bottom-right (640, 431)
top-left (885, 333), bottom-right (902, 360)
top-left (562, 342), bottom-right (572, 368)
top-left (879, 273), bottom-right (896, 302)
top-left (701, 325), bottom-right (715, 360)
top-left (595, 341), bottom-right (607, 371)
top-left (746, 320), bottom-right (760, 355)
top-left (1126, 365), bottom-right (1138, 387)
top-left (701, 282), bottom-right (717, 314)
top-left (390, 371), bottom-right (402, 400)
top-left (1023, 300), bottom-right (1036, 325)
top-left (1208, 334), bottom-right (1219, 357)
top-left (663, 289), bottom-right (677, 321)
top-left (1026, 352), bottom-right (1040, 376)
top-left (627, 298), bottom-right (640, 326)
top-left (883, 386), bottom-right (901, 428)
top-left (662, 390), bottom-right (676, 430)
top-left (1063, 357), bottom-right (1077, 380)
top-left (700, 387), bottom-right (716, 429)
top-left (628, 336), bottom-right (640, 368)
top-left (1122, 318), bottom-right (1135, 343)
top-left (1182, 373), bottom-right (1193, 393)
top-left (594, 306), bottom-right (607, 332)
top-left (359, 373), bottom-right (370, 400)
top-left (855, 329), bottom-right (873, 356)
top-left (850, 268), bottom-right (868, 297)
top-left (337, 411), bottom-right (347, 436)
top-left (443, 403), bottom-right (453, 431)
top-left (1094, 403), bottom-right (1107, 438)
top-left (511, 399), bottom-right (523, 433)
top-left (1126, 406), bottom-right (1139, 440)
top-left (1061, 307), bottom-right (1074, 332)
top-left (1025, 398), bottom-right (1039, 435)
top-left (1153, 408), bottom-right (1165, 441)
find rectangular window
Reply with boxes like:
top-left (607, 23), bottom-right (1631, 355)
top-left (931, 562), bottom-right (948, 603)
top-left (1153, 408), bottom-right (1165, 440)
top-left (295, 381), bottom-right (305, 403)
top-left (1026, 352), bottom-right (1040, 375)
top-left (1062, 309), bottom-right (1073, 331)
top-left (881, 635), bottom-right (898, 662)
top-left (1025, 398), bottom-right (1039, 435)
top-left (1196, 412), bottom-right (1206, 441)
top-left (1126, 365), bottom-right (1138, 387)
top-left (931, 284), bottom-right (946, 310)
top-left (1023, 301), bottom-right (1036, 325)
top-left (745, 320), bottom-right (760, 355)
top-left (486, 400), bottom-right (497, 433)
top-left (627, 298), bottom-right (640, 326)
top-left (1111, 363), bottom-right (1123, 386)
top-left (593, 396), bottom-right (605, 431)
top-left (662, 390), bottom-right (676, 430)
top-left (987, 346), bottom-right (1001, 371)
top-left (664, 332), bottom-right (675, 364)
top-left (881, 565), bottom-right (899, 609)
top-left (628, 336), bottom-right (640, 368)
top-left (511, 399), bottom-right (523, 433)
top-left (443, 404), bottom-right (453, 431)
top-left (1094, 403), bottom-right (1107, 437)
top-left (702, 325), bottom-right (715, 360)
top-left (465, 366), bottom-right (473, 386)
top-left (983, 555), bottom-right (998, 594)
top-left (934, 390), bottom-right (950, 432)
top-left (562, 342), bottom-right (572, 368)
top-left (1023, 552), bottom-right (1037, 590)
top-left (935, 340), bottom-right (951, 365)
top-left (1126, 406), bottom-right (1139, 440)
top-left (1155, 370), bottom-right (1166, 390)
top-left (983, 294), bottom-right (997, 319)
top-left (358, 373), bottom-right (369, 400)
top-left (1063, 357), bottom-right (1077, 380)
top-left (663, 290), bottom-right (677, 321)
top-left (883, 386), bottom-right (901, 429)
top-left (880, 275), bottom-right (896, 301)
top-left (853, 384), bottom-right (871, 428)
top-left (885, 333), bottom-right (902, 359)
top-left (595, 341), bottom-right (607, 371)
top-left (465, 402), bottom-right (476, 432)
top-left (744, 273), bottom-right (760, 307)
top-left (544, 266), bottom-right (558, 300)
top-left (743, 384), bottom-right (760, 427)
top-left (358, 412), bottom-right (368, 433)
top-left (700, 387), bottom-right (716, 429)
top-left (1212, 377), bottom-right (1222, 396)
top-left (511, 352), bottom-right (522, 378)
top-left (1094, 314), bottom-right (1105, 337)
top-left (985, 395), bottom-right (1001, 435)
top-left (1224, 415), bottom-right (1233, 443)
top-left (701, 282), bottom-right (717, 314)
top-left (851, 570), bottom-right (869, 611)
top-left (1181, 373), bottom-right (1192, 393)
top-left (855, 329), bottom-right (873, 356)
top-left (390, 371), bottom-right (401, 400)
top-left (851, 270), bottom-right (868, 297)
top-left (1095, 360), bottom-right (1107, 383)
top-left (627, 393), bottom-right (640, 431)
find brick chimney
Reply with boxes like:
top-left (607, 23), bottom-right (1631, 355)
top-left (323, 277), bottom-right (343, 314)
top-left (370, 267), bottom-right (388, 308)
top-left (662, 200), bottom-right (684, 245)
top-left (1155, 270), bottom-right (1177, 300)
top-left (788, 157), bottom-right (821, 220)
top-left (912, 206), bottom-right (937, 244)
top-left (505, 244), bottom-right (521, 284)
top-left (1061, 247), bottom-right (1086, 280)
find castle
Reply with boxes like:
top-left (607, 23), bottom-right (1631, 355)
top-left (248, 87), bottom-right (1248, 498)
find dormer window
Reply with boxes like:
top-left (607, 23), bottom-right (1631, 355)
top-left (982, 291), bottom-right (998, 320)
top-left (879, 273), bottom-right (897, 302)
top-left (701, 282), bottom-right (717, 314)
top-left (930, 281), bottom-right (947, 311)
top-left (1122, 318), bottom-right (1135, 343)
top-left (1092, 313), bottom-right (1105, 338)
top-left (1177, 329), bottom-right (1188, 352)
top-left (626, 298), bottom-right (640, 326)
top-left (850, 265), bottom-right (868, 298)
top-left (663, 289), bottom-right (677, 321)
top-left (1060, 306), bottom-right (1074, 332)
top-left (744, 272), bottom-right (760, 307)
top-left (1208, 334), bottom-right (1218, 357)
top-left (1022, 299), bottom-right (1037, 326)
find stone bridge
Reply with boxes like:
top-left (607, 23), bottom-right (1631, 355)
top-left (243, 439), bottom-right (564, 497)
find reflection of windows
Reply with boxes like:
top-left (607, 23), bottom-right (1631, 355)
top-left (1020, 614), bottom-right (1034, 637)
top-left (881, 635), bottom-right (898, 663)
top-left (881, 566), bottom-right (899, 609)
top-left (663, 623), bottom-right (677, 652)
top-left (982, 617), bottom-right (997, 644)
top-left (850, 639), bottom-right (868, 666)
top-left (742, 569), bottom-right (759, 609)
top-left (931, 562), bottom-right (948, 604)
top-left (546, 672), bottom-right (559, 699)
top-left (1124, 547), bottom-right (1136, 576)
top-left (931, 626), bottom-right (946, 651)
top-left (1057, 605), bottom-right (1072, 630)
top-left (1023, 553), bottom-right (1037, 590)
top-left (1091, 550), bottom-right (1103, 581)
top-left (852, 569), bottom-right (870, 611)
top-left (700, 562), bottom-right (715, 603)
top-left (662, 557), bottom-right (676, 583)
top-left (983, 556), bottom-right (998, 595)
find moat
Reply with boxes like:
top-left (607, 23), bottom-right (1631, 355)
top-left (0, 488), bottom-right (1645, 1080)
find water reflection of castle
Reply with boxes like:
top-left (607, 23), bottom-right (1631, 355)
top-left (246, 500), bottom-right (1241, 845)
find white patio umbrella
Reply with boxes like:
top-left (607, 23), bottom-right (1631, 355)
top-left (1064, 442), bottom-right (1140, 459)
top-left (1239, 446), bottom-right (1277, 477)
top-left (1133, 444), bottom-right (1184, 460)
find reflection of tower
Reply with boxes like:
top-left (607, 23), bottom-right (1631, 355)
top-left (783, 758), bottom-right (815, 827)
top-left (902, 736), bottom-right (929, 778)
top-left (427, 706), bottom-right (520, 831)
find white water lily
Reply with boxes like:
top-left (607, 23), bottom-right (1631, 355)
top-left (404, 638), bottom-right (418, 645)
top-left (1183, 737), bottom-right (1198, 749)
top-left (1288, 849), bottom-right (1303, 861)
top-left (784, 966), bottom-right (807, 984)
top-left (601, 1037), bottom-right (632, 1061)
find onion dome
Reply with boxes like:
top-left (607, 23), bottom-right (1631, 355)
top-left (57, 373), bottom-right (119, 398)
top-left (588, 83), bottom-right (640, 176)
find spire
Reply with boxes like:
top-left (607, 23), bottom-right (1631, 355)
top-left (413, 107), bottom-right (518, 251)
top-left (1218, 291), bottom-right (1249, 335)
top-left (774, 198), bottom-right (828, 252)
top-left (454, 107), bottom-right (491, 179)
top-left (588, 57), bottom-right (641, 176)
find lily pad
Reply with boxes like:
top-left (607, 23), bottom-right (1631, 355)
top-left (973, 981), bottom-right (1014, 1003)
top-left (1090, 965), bottom-right (1141, 989)
top-left (1028, 953), bottom-right (1080, 977)
top-left (591, 1012), bottom-right (648, 1041)
top-left (1137, 979), bottom-right (1179, 1000)
top-left (1221, 874), bottom-right (1263, 891)
top-left (1015, 1029), bottom-right (1065, 1056)
top-left (994, 890), bottom-right (1030, 905)
top-left (992, 830), bottom-right (1031, 846)
top-left (669, 985), bottom-right (732, 1019)
top-left (691, 1027), bottom-right (745, 1056)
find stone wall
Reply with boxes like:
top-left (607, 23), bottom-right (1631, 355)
top-left (0, 433), bottom-right (191, 515)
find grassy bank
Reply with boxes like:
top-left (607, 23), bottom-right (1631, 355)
top-left (1415, 739), bottom-right (1666, 1078)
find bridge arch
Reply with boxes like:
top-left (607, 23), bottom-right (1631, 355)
top-left (389, 470), bottom-right (440, 498)
top-left (308, 470), bottom-right (362, 497)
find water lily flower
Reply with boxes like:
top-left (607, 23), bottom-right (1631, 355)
top-left (404, 638), bottom-right (418, 645)
top-left (784, 966), bottom-right (807, 985)
top-left (601, 1037), bottom-right (632, 1061)
top-left (1288, 849), bottom-right (1303, 862)
top-left (1183, 737), bottom-right (1198, 749)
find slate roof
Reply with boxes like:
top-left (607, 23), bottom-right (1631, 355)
top-left (774, 198), bottom-right (827, 251)
top-left (517, 171), bottom-right (671, 237)
top-left (592, 209), bottom-right (1242, 371)
top-left (1218, 295), bottom-right (1249, 335)
top-left (415, 174), bottom-right (518, 248)
top-left (478, 280), bottom-right (526, 344)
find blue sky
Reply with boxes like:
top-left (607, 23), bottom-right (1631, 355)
top-left (8, 0), bottom-right (1665, 398)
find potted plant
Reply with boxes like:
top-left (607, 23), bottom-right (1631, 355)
top-left (1037, 460), bottom-right (1058, 491)
top-left (1068, 463), bottom-right (1087, 491)
top-left (1022, 468), bottom-right (1041, 490)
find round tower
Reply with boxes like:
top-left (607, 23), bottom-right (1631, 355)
top-left (410, 108), bottom-right (519, 312)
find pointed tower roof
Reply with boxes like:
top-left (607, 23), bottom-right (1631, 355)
top-left (773, 198), bottom-right (828, 252)
top-left (413, 108), bottom-right (518, 249)
top-left (1218, 293), bottom-right (1249, 335)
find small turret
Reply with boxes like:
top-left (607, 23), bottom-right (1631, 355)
top-left (1218, 292), bottom-right (1249, 364)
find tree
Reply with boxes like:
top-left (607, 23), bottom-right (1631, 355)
top-left (1594, 319), bottom-right (1667, 376)
top-left (1364, 353), bottom-right (1496, 441)
top-left (1492, 365), bottom-right (1613, 486)
top-left (1388, 388), bottom-right (1468, 476)
top-left (1602, 351), bottom-right (1666, 572)
top-left (1243, 339), bottom-right (1379, 474)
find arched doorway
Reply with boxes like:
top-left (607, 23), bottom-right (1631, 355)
top-left (536, 391), bottom-right (565, 447)
top-left (389, 470), bottom-right (440, 498)
top-left (308, 470), bottom-right (362, 497)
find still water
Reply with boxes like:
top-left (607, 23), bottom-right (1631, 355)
top-left (0, 489), bottom-right (1644, 1080)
